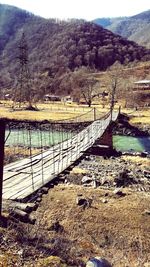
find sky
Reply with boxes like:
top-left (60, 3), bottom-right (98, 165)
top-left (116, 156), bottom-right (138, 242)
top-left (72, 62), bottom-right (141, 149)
top-left (0, 0), bottom-right (150, 20)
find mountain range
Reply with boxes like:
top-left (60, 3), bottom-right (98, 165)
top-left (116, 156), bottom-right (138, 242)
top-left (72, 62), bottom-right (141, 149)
top-left (0, 4), bottom-right (150, 96)
top-left (94, 10), bottom-right (150, 48)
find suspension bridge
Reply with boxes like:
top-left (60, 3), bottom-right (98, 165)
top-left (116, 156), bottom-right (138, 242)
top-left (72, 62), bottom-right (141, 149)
top-left (1, 108), bottom-right (119, 204)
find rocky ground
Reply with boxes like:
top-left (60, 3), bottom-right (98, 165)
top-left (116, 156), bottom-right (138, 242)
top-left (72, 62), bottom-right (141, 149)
top-left (65, 154), bottom-right (150, 192)
top-left (0, 153), bottom-right (150, 267)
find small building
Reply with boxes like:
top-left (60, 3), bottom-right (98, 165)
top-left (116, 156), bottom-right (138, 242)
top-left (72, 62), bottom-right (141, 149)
top-left (62, 95), bottom-right (73, 104)
top-left (133, 80), bottom-right (150, 91)
top-left (132, 79), bottom-right (150, 107)
top-left (44, 94), bottom-right (61, 102)
top-left (4, 93), bottom-right (11, 100)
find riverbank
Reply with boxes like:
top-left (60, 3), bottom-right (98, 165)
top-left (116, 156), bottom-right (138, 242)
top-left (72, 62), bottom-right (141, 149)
top-left (113, 113), bottom-right (150, 137)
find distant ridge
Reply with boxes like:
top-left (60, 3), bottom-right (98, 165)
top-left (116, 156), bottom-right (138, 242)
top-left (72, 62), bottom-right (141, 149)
top-left (93, 10), bottom-right (150, 48)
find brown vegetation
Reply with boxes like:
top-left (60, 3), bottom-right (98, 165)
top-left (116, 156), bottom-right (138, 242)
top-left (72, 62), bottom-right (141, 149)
top-left (1, 183), bottom-right (150, 266)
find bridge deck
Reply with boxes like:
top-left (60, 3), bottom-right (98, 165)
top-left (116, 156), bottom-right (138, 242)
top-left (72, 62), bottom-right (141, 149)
top-left (3, 112), bottom-right (118, 200)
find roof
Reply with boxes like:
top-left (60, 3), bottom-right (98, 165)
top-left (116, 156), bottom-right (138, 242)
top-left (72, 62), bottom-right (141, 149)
top-left (44, 94), bottom-right (61, 97)
top-left (134, 80), bottom-right (150, 84)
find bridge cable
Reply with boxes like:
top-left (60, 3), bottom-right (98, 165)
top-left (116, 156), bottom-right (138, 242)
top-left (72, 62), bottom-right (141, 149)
top-left (28, 125), bottom-right (34, 191)
top-left (40, 125), bottom-right (44, 186)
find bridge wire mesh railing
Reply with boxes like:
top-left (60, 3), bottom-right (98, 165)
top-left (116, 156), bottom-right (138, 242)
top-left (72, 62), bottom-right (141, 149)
top-left (4, 107), bottom-right (107, 164)
top-left (3, 108), bottom-right (112, 199)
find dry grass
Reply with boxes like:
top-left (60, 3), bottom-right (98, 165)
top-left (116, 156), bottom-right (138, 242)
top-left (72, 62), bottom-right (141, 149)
top-left (29, 184), bottom-right (150, 267)
top-left (70, 167), bottom-right (88, 175)
top-left (121, 108), bottom-right (150, 125)
top-left (130, 117), bottom-right (150, 125)
top-left (0, 101), bottom-right (107, 121)
top-left (0, 104), bottom-right (80, 121)
top-left (118, 106), bottom-right (150, 130)
top-left (1, 147), bottom-right (150, 266)
top-left (4, 147), bottom-right (41, 165)
top-left (122, 155), bottom-right (150, 169)
top-left (1, 184), bottom-right (150, 266)
top-left (1, 100), bottom-right (149, 124)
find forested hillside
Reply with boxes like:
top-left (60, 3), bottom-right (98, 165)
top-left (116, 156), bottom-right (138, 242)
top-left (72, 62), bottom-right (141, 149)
top-left (94, 10), bottom-right (150, 48)
top-left (0, 4), bottom-right (33, 52)
top-left (0, 4), bottom-right (150, 98)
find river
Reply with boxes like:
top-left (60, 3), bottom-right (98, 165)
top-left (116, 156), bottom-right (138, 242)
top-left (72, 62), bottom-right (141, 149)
top-left (113, 135), bottom-right (150, 153)
top-left (5, 129), bottom-right (150, 153)
top-left (5, 129), bottom-right (72, 148)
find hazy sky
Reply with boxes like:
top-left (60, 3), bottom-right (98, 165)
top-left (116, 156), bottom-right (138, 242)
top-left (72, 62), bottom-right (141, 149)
top-left (0, 0), bottom-right (150, 20)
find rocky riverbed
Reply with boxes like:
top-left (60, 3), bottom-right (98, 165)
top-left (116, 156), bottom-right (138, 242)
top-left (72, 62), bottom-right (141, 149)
top-left (61, 154), bottom-right (150, 192)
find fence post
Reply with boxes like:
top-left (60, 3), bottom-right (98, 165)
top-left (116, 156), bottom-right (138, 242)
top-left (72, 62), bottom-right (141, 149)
top-left (0, 120), bottom-right (5, 218)
top-left (94, 107), bottom-right (96, 121)
top-left (119, 105), bottom-right (121, 114)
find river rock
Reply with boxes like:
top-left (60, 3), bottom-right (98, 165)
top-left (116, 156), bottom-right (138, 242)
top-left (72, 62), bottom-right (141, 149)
top-left (143, 210), bottom-right (150, 215)
top-left (102, 198), bottom-right (108, 204)
top-left (113, 188), bottom-right (126, 197)
top-left (86, 257), bottom-right (112, 267)
top-left (141, 151), bottom-right (150, 158)
top-left (144, 170), bottom-right (150, 178)
top-left (76, 197), bottom-right (92, 208)
top-left (82, 176), bottom-right (93, 184)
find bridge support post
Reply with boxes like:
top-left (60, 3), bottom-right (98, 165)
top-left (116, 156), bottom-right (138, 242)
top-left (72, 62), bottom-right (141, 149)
top-left (87, 122), bottom-right (114, 156)
top-left (0, 120), bottom-right (5, 219)
top-left (98, 123), bottom-right (113, 148)
top-left (92, 122), bottom-right (114, 155)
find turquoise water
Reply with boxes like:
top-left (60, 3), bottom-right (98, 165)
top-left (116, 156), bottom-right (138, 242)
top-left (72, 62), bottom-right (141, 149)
top-left (113, 135), bottom-right (150, 153)
top-left (5, 129), bottom-right (72, 148)
top-left (5, 129), bottom-right (150, 153)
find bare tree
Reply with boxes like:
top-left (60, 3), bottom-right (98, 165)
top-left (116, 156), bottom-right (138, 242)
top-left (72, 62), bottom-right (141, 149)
top-left (72, 67), bottom-right (100, 107)
top-left (105, 62), bottom-right (125, 116)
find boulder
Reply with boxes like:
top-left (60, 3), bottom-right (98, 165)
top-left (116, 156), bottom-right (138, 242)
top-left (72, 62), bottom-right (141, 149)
top-left (113, 188), bottom-right (126, 197)
top-left (86, 257), bottom-right (112, 267)
top-left (82, 176), bottom-right (92, 183)
top-left (101, 198), bottom-right (108, 204)
top-left (144, 170), bottom-right (150, 178)
top-left (76, 197), bottom-right (93, 208)
top-left (143, 210), bottom-right (150, 215)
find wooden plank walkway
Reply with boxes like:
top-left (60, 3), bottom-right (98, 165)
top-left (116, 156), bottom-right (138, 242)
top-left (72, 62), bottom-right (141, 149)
top-left (3, 111), bottom-right (118, 200)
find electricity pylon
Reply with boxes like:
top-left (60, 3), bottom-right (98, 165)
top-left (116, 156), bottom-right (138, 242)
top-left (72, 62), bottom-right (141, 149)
top-left (14, 33), bottom-right (33, 108)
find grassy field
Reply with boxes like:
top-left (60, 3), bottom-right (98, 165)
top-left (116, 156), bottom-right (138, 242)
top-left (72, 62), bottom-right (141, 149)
top-left (121, 108), bottom-right (150, 125)
top-left (0, 101), bottom-right (108, 122)
top-left (0, 100), bottom-right (149, 124)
